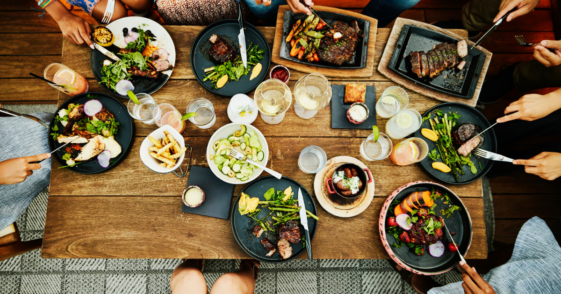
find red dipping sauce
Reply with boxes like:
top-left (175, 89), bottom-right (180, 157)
top-left (270, 65), bottom-right (290, 84)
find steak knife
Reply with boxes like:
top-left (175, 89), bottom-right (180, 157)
top-left (93, 43), bottom-right (121, 62)
top-left (442, 220), bottom-right (466, 264)
top-left (235, 0), bottom-right (247, 68)
top-left (298, 188), bottom-right (313, 260)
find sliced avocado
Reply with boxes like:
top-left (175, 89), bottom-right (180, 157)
top-left (235, 125), bottom-right (247, 137)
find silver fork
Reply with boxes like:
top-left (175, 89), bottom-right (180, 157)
top-left (101, 0), bottom-right (116, 24)
top-left (515, 35), bottom-right (536, 47)
top-left (229, 149), bottom-right (282, 179)
top-left (474, 148), bottom-right (513, 163)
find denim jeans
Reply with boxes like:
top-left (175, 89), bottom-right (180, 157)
top-left (361, 0), bottom-right (421, 28)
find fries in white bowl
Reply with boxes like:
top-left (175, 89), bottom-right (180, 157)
top-left (140, 125), bottom-right (186, 173)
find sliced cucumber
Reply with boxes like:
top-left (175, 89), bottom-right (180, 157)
top-left (227, 135), bottom-right (235, 141)
top-left (221, 165), bottom-right (231, 175)
top-left (257, 151), bottom-right (264, 161)
top-left (242, 165), bottom-right (254, 176)
top-left (213, 141), bottom-right (220, 150)
top-left (246, 154), bottom-right (253, 160)
top-left (220, 149), bottom-right (227, 156)
top-left (241, 176), bottom-right (249, 181)
top-left (235, 173), bottom-right (244, 179)
top-left (252, 147), bottom-right (258, 160)
top-left (214, 155), bottom-right (226, 165)
top-left (223, 159), bottom-right (230, 168)
top-left (218, 163), bottom-right (223, 171)
top-left (240, 142), bottom-right (246, 150)
top-left (232, 163), bottom-right (241, 172)
top-left (243, 133), bottom-right (251, 141)
top-left (229, 159), bottom-right (237, 167)
top-left (231, 140), bottom-right (241, 147)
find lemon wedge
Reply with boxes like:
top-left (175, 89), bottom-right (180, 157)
top-left (409, 141), bottom-right (418, 159)
top-left (397, 112), bottom-right (413, 128)
top-left (55, 69), bottom-right (76, 85)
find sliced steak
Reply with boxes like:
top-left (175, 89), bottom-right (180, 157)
top-left (458, 135), bottom-right (481, 157)
top-left (317, 21), bottom-right (359, 66)
top-left (452, 123), bottom-right (484, 147)
top-left (410, 51), bottom-right (422, 78)
top-left (278, 220), bottom-right (301, 244)
top-left (427, 51), bottom-right (438, 78)
top-left (446, 43), bottom-right (458, 66)
top-left (208, 34), bottom-right (236, 64)
top-left (261, 238), bottom-right (276, 257)
top-left (457, 40), bottom-right (468, 58)
top-left (277, 238), bottom-right (293, 259)
top-left (432, 49), bottom-right (446, 75)
top-left (420, 52), bottom-right (429, 78)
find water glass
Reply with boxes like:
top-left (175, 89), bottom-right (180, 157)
top-left (376, 86), bottom-right (409, 118)
top-left (127, 93), bottom-right (156, 124)
top-left (153, 103), bottom-right (183, 133)
top-left (298, 145), bottom-right (327, 174)
top-left (254, 79), bottom-right (292, 124)
top-left (44, 63), bottom-right (89, 96)
top-left (186, 98), bottom-right (216, 129)
top-left (293, 73), bottom-right (332, 119)
top-left (389, 137), bottom-right (429, 166)
top-left (385, 109), bottom-right (422, 139)
top-left (360, 133), bottom-right (392, 161)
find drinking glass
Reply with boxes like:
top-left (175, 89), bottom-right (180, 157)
top-left (385, 109), bottom-right (422, 139)
top-left (153, 103), bottom-right (183, 133)
top-left (254, 79), bottom-right (292, 124)
top-left (298, 145), bottom-right (327, 174)
top-left (293, 73), bottom-right (332, 119)
top-left (127, 93), bottom-right (156, 124)
top-left (389, 137), bottom-right (429, 166)
top-left (376, 86), bottom-right (409, 118)
top-left (360, 133), bottom-right (392, 161)
top-left (44, 63), bottom-right (88, 96)
top-left (186, 98), bottom-right (216, 129)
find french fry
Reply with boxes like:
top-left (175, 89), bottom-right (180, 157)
top-left (162, 136), bottom-right (169, 145)
top-left (148, 136), bottom-right (162, 148)
top-left (148, 146), bottom-right (159, 152)
top-left (169, 147), bottom-right (187, 158)
top-left (159, 162), bottom-right (167, 168)
top-left (149, 152), bottom-right (159, 159)
top-left (167, 163), bottom-right (174, 169)
top-left (163, 151), bottom-right (171, 158)
top-left (157, 142), bottom-right (173, 156)
top-left (157, 155), bottom-right (176, 165)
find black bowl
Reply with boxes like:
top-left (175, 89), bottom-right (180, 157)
top-left (325, 163), bottom-right (372, 200)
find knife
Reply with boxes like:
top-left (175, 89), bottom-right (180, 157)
top-left (442, 220), bottom-right (466, 264)
top-left (29, 136), bottom-right (81, 164)
top-left (469, 8), bottom-right (516, 51)
top-left (93, 42), bottom-right (121, 62)
top-left (298, 188), bottom-right (313, 260)
top-left (235, 0), bottom-right (247, 68)
top-left (298, 0), bottom-right (333, 30)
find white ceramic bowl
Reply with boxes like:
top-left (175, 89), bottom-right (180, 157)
top-left (140, 125), bottom-right (185, 174)
top-left (207, 123), bottom-right (269, 184)
top-left (227, 94), bottom-right (258, 124)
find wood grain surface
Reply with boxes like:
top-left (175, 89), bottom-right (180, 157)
top-left (377, 18), bottom-right (492, 107)
top-left (271, 5), bottom-right (378, 77)
top-left (42, 196), bottom-right (486, 259)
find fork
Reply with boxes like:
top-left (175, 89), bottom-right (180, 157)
top-left (101, 0), bottom-right (116, 24)
top-left (515, 35), bottom-right (536, 47)
top-left (474, 148), bottom-right (513, 163)
top-left (229, 149), bottom-right (282, 179)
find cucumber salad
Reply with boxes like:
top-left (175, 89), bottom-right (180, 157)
top-left (210, 125), bottom-right (265, 181)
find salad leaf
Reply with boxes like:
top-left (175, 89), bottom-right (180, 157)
top-left (264, 187), bottom-right (275, 201)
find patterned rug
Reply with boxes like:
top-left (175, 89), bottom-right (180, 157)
top-left (1, 105), bottom-right (493, 294)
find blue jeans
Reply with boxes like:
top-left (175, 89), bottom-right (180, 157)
top-left (243, 0), bottom-right (288, 25)
top-left (362, 0), bottom-right (420, 28)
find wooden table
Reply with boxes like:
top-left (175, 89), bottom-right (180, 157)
top-left (42, 26), bottom-right (487, 260)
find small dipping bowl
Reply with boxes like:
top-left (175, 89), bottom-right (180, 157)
top-left (270, 65), bottom-right (290, 84)
top-left (182, 185), bottom-right (205, 208)
top-left (347, 102), bottom-right (370, 124)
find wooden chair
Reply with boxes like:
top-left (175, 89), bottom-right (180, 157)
top-left (0, 223), bottom-right (43, 262)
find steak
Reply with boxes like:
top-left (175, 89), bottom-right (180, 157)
top-left (317, 21), bottom-right (359, 66)
top-left (410, 51), bottom-right (422, 78)
top-left (446, 43), bottom-right (459, 67)
top-left (261, 238), bottom-right (276, 257)
top-left (208, 34), bottom-right (236, 64)
top-left (409, 40), bottom-right (468, 79)
top-left (452, 123), bottom-right (484, 147)
top-left (420, 52), bottom-right (429, 78)
top-left (433, 49), bottom-right (446, 74)
top-left (279, 220), bottom-right (301, 244)
top-left (427, 51), bottom-right (438, 78)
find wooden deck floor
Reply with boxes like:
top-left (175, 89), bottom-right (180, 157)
top-left (1, 0), bottom-right (560, 251)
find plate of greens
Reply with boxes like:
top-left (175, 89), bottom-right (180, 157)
top-left (90, 16), bottom-right (175, 98)
top-left (190, 19), bottom-right (271, 97)
top-left (414, 103), bottom-right (497, 185)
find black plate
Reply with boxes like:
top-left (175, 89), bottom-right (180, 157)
top-left (280, 10), bottom-right (370, 69)
top-left (415, 103), bottom-right (497, 185)
top-left (384, 182), bottom-right (472, 273)
top-left (231, 176), bottom-right (317, 263)
top-left (190, 20), bottom-right (271, 97)
top-left (388, 25), bottom-right (486, 99)
top-left (330, 84), bottom-right (377, 129)
top-left (47, 92), bottom-right (134, 174)
top-left (90, 47), bottom-right (171, 99)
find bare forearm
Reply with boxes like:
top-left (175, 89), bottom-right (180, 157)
top-left (544, 88), bottom-right (561, 111)
top-left (36, 0), bottom-right (72, 22)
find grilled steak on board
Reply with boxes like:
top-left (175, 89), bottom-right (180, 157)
top-left (317, 21), bottom-right (360, 66)
top-left (409, 42), bottom-right (462, 79)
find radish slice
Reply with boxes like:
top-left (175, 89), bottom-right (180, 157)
top-left (84, 99), bottom-right (103, 116)
top-left (152, 48), bottom-right (169, 61)
top-left (116, 80), bottom-right (134, 96)
top-left (429, 241), bottom-right (445, 257)
top-left (98, 150), bottom-right (111, 168)
top-left (124, 31), bottom-right (139, 44)
top-left (396, 214), bottom-right (412, 231)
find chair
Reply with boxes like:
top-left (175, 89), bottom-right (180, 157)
top-left (0, 223), bottom-right (43, 262)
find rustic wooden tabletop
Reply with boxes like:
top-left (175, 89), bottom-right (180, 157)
top-left (42, 26), bottom-right (487, 260)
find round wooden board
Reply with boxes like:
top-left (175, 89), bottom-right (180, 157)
top-left (313, 156), bottom-right (375, 218)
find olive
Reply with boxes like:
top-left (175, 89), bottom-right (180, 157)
top-left (122, 28), bottom-right (128, 37)
top-left (131, 27), bottom-right (139, 33)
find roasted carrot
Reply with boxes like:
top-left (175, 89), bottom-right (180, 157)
top-left (290, 43), bottom-right (301, 57)
top-left (291, 39), bottom-right (295, 47)
top-left (313, 52), bottom-right (319, 62)
top-left (297, 49), bottom-right (305, 60)
top-left (285, 19), bottom-right (301, 42)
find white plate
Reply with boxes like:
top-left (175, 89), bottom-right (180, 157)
top-left (140, 125), bottom-right (185, 174)
top-left (107, 16), bottom-right (176, 76)
top-left (227, 94), bottom-right (258, 124)
top-left (206, 123), bottom-right (269, 184)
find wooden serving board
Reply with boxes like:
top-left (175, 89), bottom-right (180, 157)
top-left (272, 5), bottom-right (378, 78)
top-left (377, 18), bottom-right (493, 107)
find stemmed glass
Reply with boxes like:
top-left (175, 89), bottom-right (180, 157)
top-left (253, 79), bottom-right (292, 125)
top-left (293, 73), bottom-right (332, 119)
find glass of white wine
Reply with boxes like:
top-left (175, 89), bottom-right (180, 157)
top-left (253, 79), bottom-right (292, 124)
top-left (293, 73), bottom-right (332, 119)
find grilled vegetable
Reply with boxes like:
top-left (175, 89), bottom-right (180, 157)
top-left (285, 19), bottom-right (301, 42)
top-left (290, 39), bottom-right (295, 47)
top-left (305, 31), bottom-right (324, 39)
top-left (298, 49), bottom-right (305, 60)
top-left (313, 52), bottom-right (319, 62)
top-left (305, 17), bottom-right (320, 33)
top-left (290, 41), bottom-right (301, 57)
top-left (295, 15), bottom-right (314, 36)
top-left (299, 38), bottom-right (308, 49)
top-left (394, 191), bottom-right (434, 216)
top-left (316, 19), bottom-right (327, 30)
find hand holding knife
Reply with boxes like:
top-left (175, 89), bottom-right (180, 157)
top-left (298, 188), bottom-right (313, 260)
top-left (235, 0), bottom-right (248, 68)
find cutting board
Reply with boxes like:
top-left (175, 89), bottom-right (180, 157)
top-left (272, 5), bottom-right (378, 78)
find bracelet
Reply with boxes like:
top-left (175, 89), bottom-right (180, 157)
top-left (40, 0), bottom-right (56, 9)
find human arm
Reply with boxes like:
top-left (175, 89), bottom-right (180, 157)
top-left (286, 0), bottom-right (314, 15)
top-left (514, 152), bottom-right (561, 180)
top-left (36, 0), bottom-right (94, 48)
top-left (459, 261), bottom-right (496, 294)
top-left (493, 0), bottom-right (540, 23)
top-left (533, 40), bottom-right (561, 67)
top-left (0, 154), bottom-right (51, 186)
top-left (497, 88), bottom-right (561, 123)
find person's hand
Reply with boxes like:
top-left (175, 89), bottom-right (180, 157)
top-left (459, 261), bottom-right (496, 294)
top-left (534, 40), bottom-right (561, 67)
top-left (494, 0), bottom-right (540, 23)
top-left (253, 0), bottom-right (272, 7)
top-left (514, 152), bottom-right (561, 180)
top-left (0, 154), bottom-right (51, 185)
top-left (497, 93), bottom-right (561, 123)
top-left (57, 13), bottom-right (94, 49)
top-left (286, 0), bottom-right (314, 15)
